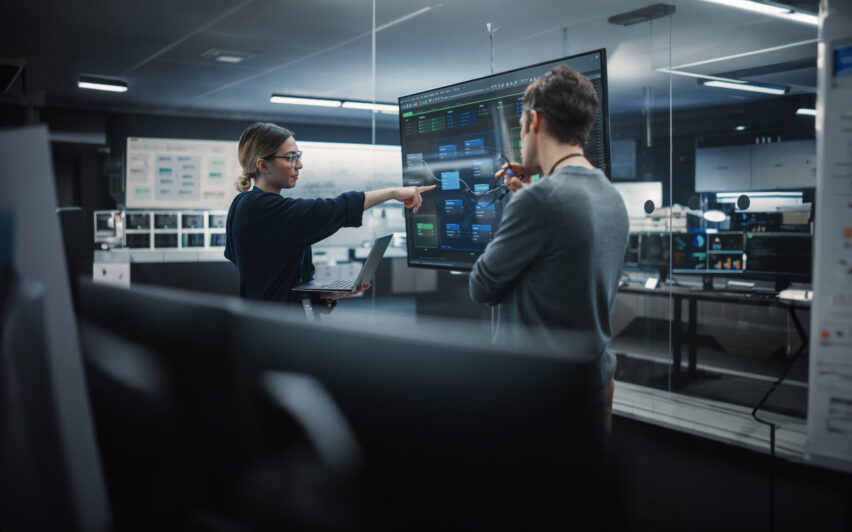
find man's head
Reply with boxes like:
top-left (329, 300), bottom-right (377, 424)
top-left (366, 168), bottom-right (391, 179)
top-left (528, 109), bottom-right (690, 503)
top-left (520, 65), bottom-right (599, 169)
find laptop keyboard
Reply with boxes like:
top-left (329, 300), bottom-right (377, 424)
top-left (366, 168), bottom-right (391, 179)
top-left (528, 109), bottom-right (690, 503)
top-left (321, 279), bottom-right (355, 290)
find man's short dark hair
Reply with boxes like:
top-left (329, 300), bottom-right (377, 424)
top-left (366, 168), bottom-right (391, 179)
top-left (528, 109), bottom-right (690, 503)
top-left (523, 65), bottom-right (599, 146)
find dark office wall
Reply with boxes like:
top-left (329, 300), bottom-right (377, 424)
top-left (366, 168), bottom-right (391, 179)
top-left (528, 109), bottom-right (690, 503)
top-left (5, 104), bottom-right (401, 299)
top-left (9, 91), bottom-right (817, 215)
top-left (130, 262), bottom-right (239, 297)
top-left (104, 111), bottom-right (400, 152)
top-left (6, 104), bottom-right (400, 214)
top-left (610, 92), bottom-right (817, 207)
top-left (612, 415), bottom-right (851, 531)
top-left (0, 103), bottom-right (31, 126)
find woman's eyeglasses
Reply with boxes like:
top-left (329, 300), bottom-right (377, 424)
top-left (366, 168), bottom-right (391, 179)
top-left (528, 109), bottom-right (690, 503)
top-left (267, 151), bottom-right (302, 164)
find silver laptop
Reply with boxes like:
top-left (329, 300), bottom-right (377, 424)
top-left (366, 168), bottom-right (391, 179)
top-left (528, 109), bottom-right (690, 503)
top-left (292, 234), bottom-right (393, 293)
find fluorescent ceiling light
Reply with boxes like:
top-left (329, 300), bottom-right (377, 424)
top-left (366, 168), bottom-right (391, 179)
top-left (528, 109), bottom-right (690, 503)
top-left (376, 6), bottom-right (433, 32)
top-left (658, 68), bottom-right (745, 84)
top-left (703, 0), bottom-right (818, 25)
top-left (783, 12), bottom-right (818, 25)
top-left (701, 80), bottom-right (788, 95)
top-left (77, 75), bottom-right (128, 93)
top-left (796, 107), bottom-right (817, 116)
top-left (716, 191), bottom-right (802, 202)
top-left (214, 54), bottom-right (246, 63)
top-left (703, 210), bottom-right (728, 223)
top-left (669, 39), bottom-right (817, 70)
top-left (270, 95), bottom-right (342, 107)
top-left (341, 101), bottom-right (399, 114)
top-left (704, 0), bottom-right (788, 15)
top-left (735, 125), bottom-right (747, 131)
top-left (201, 48), bottom-right (255, 64)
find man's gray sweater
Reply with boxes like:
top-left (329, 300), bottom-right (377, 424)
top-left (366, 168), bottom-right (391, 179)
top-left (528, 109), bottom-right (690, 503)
top-left (469, 166), bottom-right (630, 388)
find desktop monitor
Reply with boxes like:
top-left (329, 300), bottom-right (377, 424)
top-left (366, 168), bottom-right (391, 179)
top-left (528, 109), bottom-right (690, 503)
top-left (126, 212), bottom-right (151, 230)
top-left (666, 229), bottom-right (811, 286)
top-left (744, 233), bottom-right (812, 281)
top-left (671, 231), bottom-right (745, 275)
top-left (181, 214), bottom-right (204, 230)
top-left (729, 211), bottom-right (781, 233)
top-left (399, 50), bottom-right (610, 270)
top-left (77, 280), bottom-right (253, 529)
top-left (235, 304), bottom-right (607, 529)
top-left (623, 233), bottom-right (640, 267)
top-left (672, 232), bottom-right (707, 272)
top-left (638, 231), bottom-right (670, 270)
top-left (77, 281), bottom-right (612, 530)
top-left (154, 213), bottom-right (178, 230)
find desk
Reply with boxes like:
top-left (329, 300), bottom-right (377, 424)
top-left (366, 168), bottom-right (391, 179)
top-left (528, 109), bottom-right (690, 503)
top-left (617, 284), bottom-right (810, 381)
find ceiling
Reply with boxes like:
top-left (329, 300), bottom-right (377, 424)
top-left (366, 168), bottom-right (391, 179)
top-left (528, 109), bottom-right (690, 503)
top-left (0, 0), bottom-right (819, 128)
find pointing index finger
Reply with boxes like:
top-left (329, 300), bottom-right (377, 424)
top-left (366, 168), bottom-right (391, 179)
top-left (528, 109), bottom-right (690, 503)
top-left (416, 185), bottom-right (436, 192)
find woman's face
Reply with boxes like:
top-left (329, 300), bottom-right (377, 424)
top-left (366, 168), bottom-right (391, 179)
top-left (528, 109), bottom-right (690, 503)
top-left (266, 137), bottom-right (303, 189)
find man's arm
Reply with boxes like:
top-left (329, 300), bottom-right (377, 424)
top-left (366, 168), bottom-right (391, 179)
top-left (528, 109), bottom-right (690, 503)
top-left (495, 161), bottom-right (536, 194)
top-left (469, 188), bottom-right (547, 305)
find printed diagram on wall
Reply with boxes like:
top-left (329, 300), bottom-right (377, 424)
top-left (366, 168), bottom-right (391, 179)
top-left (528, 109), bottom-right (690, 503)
top-left (125, 137), bottom-right (241, 209)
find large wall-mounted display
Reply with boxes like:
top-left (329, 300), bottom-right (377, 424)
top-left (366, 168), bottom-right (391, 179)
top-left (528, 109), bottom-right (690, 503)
top-left (125, 137), bottom-right (242, 209)
top-left (125, 137), bottom-right (403, 249)
top-left (398, 50), bottom-right (610, 271)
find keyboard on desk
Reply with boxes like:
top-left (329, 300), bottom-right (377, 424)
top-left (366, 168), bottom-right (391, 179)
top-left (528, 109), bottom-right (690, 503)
top-left (738, 291), bottom-right (777, 300)
top-left (706, 290), bottom-right (776, 300)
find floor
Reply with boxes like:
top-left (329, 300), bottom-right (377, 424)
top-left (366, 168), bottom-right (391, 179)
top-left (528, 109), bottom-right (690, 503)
top-left (610, 319), bottom-right (809, 418)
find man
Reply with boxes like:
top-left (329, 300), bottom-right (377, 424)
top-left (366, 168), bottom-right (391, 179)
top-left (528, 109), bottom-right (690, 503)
top-left (469, 65), bottom-right (629, 421)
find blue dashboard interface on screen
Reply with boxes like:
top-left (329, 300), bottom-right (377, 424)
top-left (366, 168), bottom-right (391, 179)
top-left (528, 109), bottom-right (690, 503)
top-left (399, 50), bottom-right (610, 270)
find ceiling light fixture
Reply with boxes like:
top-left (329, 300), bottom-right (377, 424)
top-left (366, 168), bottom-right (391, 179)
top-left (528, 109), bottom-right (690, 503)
top-left (341, 101), bottom-right (399, 114)
top-left (657, 68), bottom-right (746, 83)
top-left (796, 107), bottom-right (817, 116)
top-left (201, 48), bottom-right (256, 64)
top-left (703, 0), bottom-right (818, 26)
top-left (700, 79), bottom-right (788, 95)
top-left (704, 0), bottom-right (788, 15)
top-left (270, 95), bottom-right (342, 107)
top-left (215, 55), bottom-right (245, 64)
top-left (608, 3), bottom-right (676, 26)
top-left (735, 125), bottom-right (747, 131)
top-left (703, 210), bottom-right (728, 223)
top-left (784, 12), bottom-right (818, 25)
top-left (716, 191), bottom-right (802, 202)
top-left (376, 5), bottom-right (435, 32)
top-left (78, 75), bottom-right (128, 93)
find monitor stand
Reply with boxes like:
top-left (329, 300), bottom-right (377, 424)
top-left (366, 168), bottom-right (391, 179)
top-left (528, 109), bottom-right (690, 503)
top-left (774, 276), bottom-right (792, 292)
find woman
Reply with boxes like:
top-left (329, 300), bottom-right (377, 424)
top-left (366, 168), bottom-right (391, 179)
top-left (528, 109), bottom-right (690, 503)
top-left (225, 122), bottom-right (433, 303)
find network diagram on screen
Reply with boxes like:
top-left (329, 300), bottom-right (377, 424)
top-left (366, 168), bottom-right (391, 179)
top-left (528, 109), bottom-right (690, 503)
top-left (398, 50), bottom-right (609, 270)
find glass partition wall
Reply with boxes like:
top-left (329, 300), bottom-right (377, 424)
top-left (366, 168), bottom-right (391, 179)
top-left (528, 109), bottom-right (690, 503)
top-left (368, 2), bottom-right (676, 379)
top-left (356, 1), bottom-right (816, 419)
top-left (661, 2), bottom-right (816, 418)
